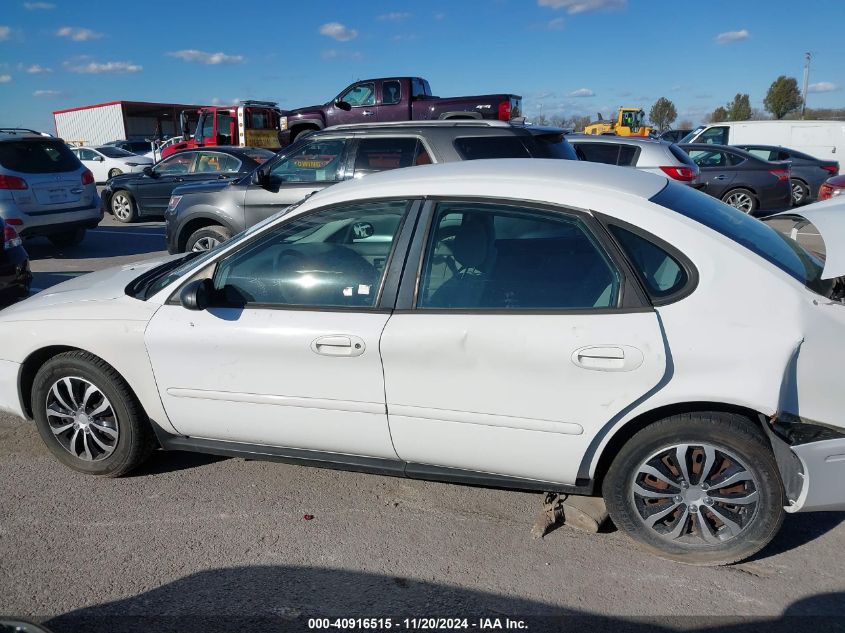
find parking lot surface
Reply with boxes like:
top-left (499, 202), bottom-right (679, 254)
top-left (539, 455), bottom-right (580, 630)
top-left (1, 213), bottom-right (842, 632)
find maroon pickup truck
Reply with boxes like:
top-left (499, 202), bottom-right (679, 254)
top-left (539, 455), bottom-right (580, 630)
top-left (279, 76), bottom-right (522, 145)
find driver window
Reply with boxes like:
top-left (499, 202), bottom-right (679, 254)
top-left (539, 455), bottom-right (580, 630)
top-left (341, 83), bottom-right (375, 107)
top-left (269, 139), bottom-right (348, 183)
top-left (699, 126), bottom-right (728, 145)
top-left (212, 200), bottom-right (409, 308)
top-left (155, 153), bottom-right (195, 174)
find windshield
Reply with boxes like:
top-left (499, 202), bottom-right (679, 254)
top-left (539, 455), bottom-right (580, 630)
top-left (651, 183), bottom-right (831, 296)
top-left (97, 146), bottom-right (136, 158)
top-left (679, 126), bottom-right (704, 144)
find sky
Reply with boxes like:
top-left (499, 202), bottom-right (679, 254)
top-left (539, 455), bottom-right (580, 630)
top-left (1, 0), bottom-right (844, 133)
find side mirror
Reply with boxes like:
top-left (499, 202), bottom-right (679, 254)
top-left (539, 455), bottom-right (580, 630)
top-left (180, 278), bottom-right (213, 311)
top-left (143, 166), bottom-right (155, 177)
top-left (334, 100), bottom-right (352, 111)
top-left (252, 165), bottom-right (271, 186)
top-left (94, 155), bottom-right (105, 162)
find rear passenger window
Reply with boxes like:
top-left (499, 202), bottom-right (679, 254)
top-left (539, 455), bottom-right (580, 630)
top-left (574, 143), bottom-right (620, 165)
top-left (417, 202), bottom-right (620, 310)
top-left (454, 136), bottom-right (530, 160)
top-left (610, 225), bottom-right (687, 299)
top-left (354, 138), bottom-right (428, 178)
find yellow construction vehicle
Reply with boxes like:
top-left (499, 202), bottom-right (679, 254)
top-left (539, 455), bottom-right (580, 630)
top-left (583, 108), bottom-right (652, 137)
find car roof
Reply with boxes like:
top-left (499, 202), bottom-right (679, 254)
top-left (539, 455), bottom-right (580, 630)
top-left (300, 158), bottom-right (668, 210)
top-left (566, 134), bottom-right (670, 146)
top-left (0, 129), bottom-right (54, 142)
top-left (324, 120), bottom-right (517, 131)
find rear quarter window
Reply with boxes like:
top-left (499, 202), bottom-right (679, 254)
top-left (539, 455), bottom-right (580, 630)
top-left (609, 225), bottom-right (689, 301)
top-left (454, 136), bottom-right (531, 160)
top-left (0, 140), bottom-right (81, 174)
top-left (528, 133), bottom-right (578, 160)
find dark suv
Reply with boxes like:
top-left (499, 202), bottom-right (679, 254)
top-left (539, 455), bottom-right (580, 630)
top-left (165, 121), bottom-right (578, 252)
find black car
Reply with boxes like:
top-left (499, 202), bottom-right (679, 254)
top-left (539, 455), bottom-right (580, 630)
top-left (736, 144), bottom-right (839, 206)
top-left (103, 139), bottom-right (155, 156)
top-left (679, 143), bottom-right (792, 215)
top-left (165, 121), bottom-right (580, 253)
top-left (101, 147), bottom-right (276, 223)
top-left (658, 129), bottom-right (692, 144)
top-left (0, 217), bottom-right (31, 302)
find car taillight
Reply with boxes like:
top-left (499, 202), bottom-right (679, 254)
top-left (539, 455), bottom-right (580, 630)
top-left (5, 218), bottom-right (23, 226)
top-left (81, 170), bottom-right (95, 185)
top-left (166, 195), bottom-right (182, 213)
top-left (498, 100), bottom-right (512, 121)
top-left (822, 164), bottom-right (839, 175)
top-left (0, 175), bottom-right (28, 190)
top-left (818, 183), bottom-right (842, 200)
top-left (3, 225), bottom-right (22, 250)
top-left (659, 165), bottom-right (697, 182)
top-left (769, 169), bottom-right (790, 181)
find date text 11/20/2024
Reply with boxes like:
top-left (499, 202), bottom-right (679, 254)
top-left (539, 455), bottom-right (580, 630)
top-left (307, 618), bottom-right (528, 630)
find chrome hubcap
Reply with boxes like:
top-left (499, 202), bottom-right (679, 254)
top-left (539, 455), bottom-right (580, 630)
top-left (46, 377), bottom-right (119, 462)
top-left (631, 443), bottom-right (759, 545)
top-left (112, 194), bottom-right (131, 220)
top-left (725, 192), bottom-right (754, 213)
top-left (192, 236), bottom-right (220, 252)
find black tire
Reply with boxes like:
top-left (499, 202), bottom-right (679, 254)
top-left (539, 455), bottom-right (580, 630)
top-left (110, 190), bottom-right (137, 223)
top-left (108, 168), bottom-right (123, 179)
top-left (721, 188), bottom-right (758, 215)
top-left (791, 179), bottom-right (809, 206)
top-left (31, 351), bottom-right (156, 477)
top-left (603, 412), bottom-right (784, 566)
top-left (185, 225), bottom-right (231, 252)
top-left (290, 127), bottom-right (317, 144)
top-left (48, 228), bottom-right (85, 247)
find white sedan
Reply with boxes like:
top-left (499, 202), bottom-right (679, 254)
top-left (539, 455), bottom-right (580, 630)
top-left (71, 145), bottom-right (153, 183)
top-left (0, 160), bottom-right (843, 565)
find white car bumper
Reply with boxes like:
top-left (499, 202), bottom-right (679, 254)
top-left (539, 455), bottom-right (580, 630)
top-left (0, 359), bottom-right (24, 419)
top-left (788, 438), bottom-right (845, 512)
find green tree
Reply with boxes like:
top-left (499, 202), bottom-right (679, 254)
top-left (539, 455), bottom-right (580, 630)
top-left (709, 106), bottom-right (728, 123)
top-left (726, 93), bottom-right (752, 121)
top-left (649, 97), bottom-right (677, 131)
top-left (764, 76), bottom-right (802, 120)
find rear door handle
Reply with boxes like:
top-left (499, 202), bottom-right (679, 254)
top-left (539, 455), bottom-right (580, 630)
top-left (571, 345), bottom-right (643, 372)
top-left (714, 174), bottom-right (727, 180)
top-left (311, 335), bottom-right (366, 357)
top-left (362, 110), bottom-right (375, 117)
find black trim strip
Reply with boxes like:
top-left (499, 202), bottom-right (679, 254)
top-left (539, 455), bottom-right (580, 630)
top-left (155, 431), bottom-right (593, 494)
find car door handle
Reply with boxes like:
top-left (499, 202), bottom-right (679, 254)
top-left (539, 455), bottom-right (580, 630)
top-left (362, 110), bottom-right (375, 116)
top-left (714, 175), bottom-right (727, 180)
top-left (311, 335), bottom-right (366, 357)
top-left (571, 345), bottom-right (643, 372)
top-left (174, 177), bottom-right (185, 182)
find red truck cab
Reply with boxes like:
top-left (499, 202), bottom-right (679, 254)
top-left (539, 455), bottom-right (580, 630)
top-left (161, 101), bottom-right (282, 159)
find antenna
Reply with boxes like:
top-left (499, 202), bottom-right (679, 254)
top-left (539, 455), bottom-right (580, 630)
top-left (801, 52), bottom-right (812, 119)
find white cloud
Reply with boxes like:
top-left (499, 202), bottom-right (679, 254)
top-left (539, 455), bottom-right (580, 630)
top-left (56, 26), bottom-right (102, 41)
top-left (0, 74), bottom-right (11, 83)
top-left (167, 49), bottom-right (244, 65)
top-left (64, 59), bottom-right (142, 73)
top-left (715, 29), bottom-right (749, 44)
top-left (321, 49), bottom-right (363, 61)
top-left (538, 0), bottom-right (625, 14)
top-left (319, 22), bottom-right (358, 41)
top-left (23, 2), bottom-right (56, 8)
top-left (569, 88), bottom-right (595, 97)
top-left (434, 13), bottom-right (446, 20)
top-left (378, 12), bottom-right (411, 21)
top-left (0, 26), bottom-right (10, 41)
top-left (547, 17), bottom-right (565, 30)
top-left (808, 81), bottom-right (838, 93)
top-left (210, 96), bottom-right (221, 105)
top-left (25, 64), bottom-right (53, 74)
top-left (33, 89), bottom-right (60, 96)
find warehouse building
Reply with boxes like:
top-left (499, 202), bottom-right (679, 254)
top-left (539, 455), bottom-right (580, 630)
top-left (53, 100), bottom-right (206, 146)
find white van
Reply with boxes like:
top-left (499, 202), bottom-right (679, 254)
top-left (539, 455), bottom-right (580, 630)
top-left (682, 120), bottom-right (845, 171)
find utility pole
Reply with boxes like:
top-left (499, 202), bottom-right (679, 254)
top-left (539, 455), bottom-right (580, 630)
top-left (801, 52), bottom-right (812, 119)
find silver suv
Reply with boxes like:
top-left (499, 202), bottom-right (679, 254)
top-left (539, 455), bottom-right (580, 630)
top-left (0, 129), bottom-right (102, 246)
top-left (567, 134), bottom-right (700, 185)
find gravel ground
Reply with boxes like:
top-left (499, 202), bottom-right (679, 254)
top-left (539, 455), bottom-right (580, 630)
top-left (0, 212), bottom-right (841, 633)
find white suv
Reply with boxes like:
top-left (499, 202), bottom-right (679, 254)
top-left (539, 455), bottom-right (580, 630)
top-left (0, 129), bottom-right (102, 247)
